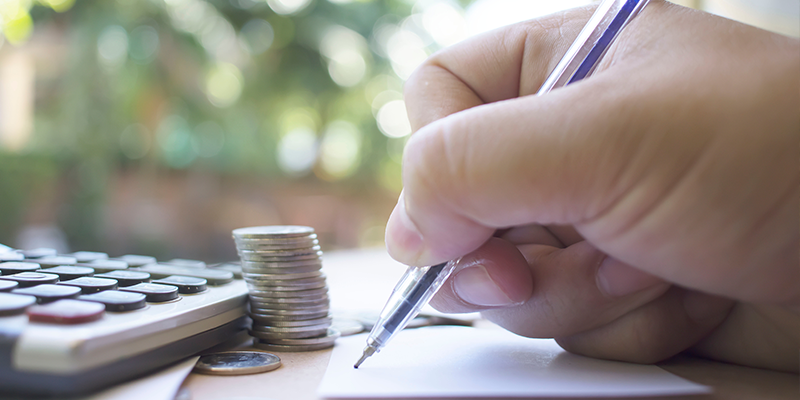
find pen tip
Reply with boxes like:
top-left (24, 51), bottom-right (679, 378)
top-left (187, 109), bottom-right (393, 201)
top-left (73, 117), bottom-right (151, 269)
top-left (354, 345), bottom-right (376, 369)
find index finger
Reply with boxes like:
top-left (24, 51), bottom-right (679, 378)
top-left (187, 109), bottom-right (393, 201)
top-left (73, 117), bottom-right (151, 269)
top-left (403, 5), bottom-right (595, 131)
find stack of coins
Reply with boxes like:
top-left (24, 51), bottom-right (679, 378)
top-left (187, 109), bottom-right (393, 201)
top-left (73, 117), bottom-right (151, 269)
top-left (232, 226), bottom-right (339, 351)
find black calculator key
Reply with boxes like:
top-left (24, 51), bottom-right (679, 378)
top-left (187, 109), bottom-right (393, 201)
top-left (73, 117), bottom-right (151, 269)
top-left (43, 266), bottom-right (94, 281)
top-left (119, 283), bottom-right (179, 302)
top-left (84, 259), bottom-right (128, 273)
top-left (153, 275), bottom-right (207, 294)
top-left (12, 284), bottom-right (81, 303)
top-left (0, 280), bottom-right (18, 292)
top-left (69, 251), bottom-right (109, 263)
top-left (0, 292), bottom-right (37, 316)
top-left (132, 264), bottom-right (233, 285)
top-left (21, 248), bottom-right (58, 259)
top-left (0, 251), bottom-right (24, 262)
top-left (36, 256), bottom-right (78, 268)
top-left (27, 299), bottom-right (105, 324)
top-left (0, 272), bottom-right (59, 287)
top-left (0, 261), bottom-right (40, 275)
top-left (112, 255), bottom-right (156, 267)
top-left (58, 277), bottom-right (118, 294)
top-left (79, 290), bottom-right (146, 312)
top-left (95, 270), bottom-right (150, 286)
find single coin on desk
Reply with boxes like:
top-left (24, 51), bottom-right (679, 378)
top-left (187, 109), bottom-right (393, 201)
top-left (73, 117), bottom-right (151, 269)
top-left (193, 351), bottom-right (282, 375)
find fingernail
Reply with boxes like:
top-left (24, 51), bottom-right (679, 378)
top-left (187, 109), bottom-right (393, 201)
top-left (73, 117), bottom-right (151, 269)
top-left (385, 193), bottom-right (424, 260)
top-left (453, 265), bottom-right (517, 307)
top-left (596, 256), bottom-right (664, 297)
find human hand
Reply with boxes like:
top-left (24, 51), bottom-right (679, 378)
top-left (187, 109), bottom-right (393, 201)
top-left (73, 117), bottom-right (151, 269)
top-left (384, 1), bottom-right (799, 371)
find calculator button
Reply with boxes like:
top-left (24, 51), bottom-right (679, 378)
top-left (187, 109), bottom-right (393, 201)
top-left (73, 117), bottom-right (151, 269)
top-left (120, 283), bottom-right (179, 302)
top-left (21, 248), bottom-right (58, 259)
top-left (164, 259), bottom-right (207, 269)
top-left (84, 259), bottom-right (129, 273)
top-left (95, 270), bottom-right (150, 287)
top-left (153, 275), bottom-right (207, 294)
top-left (209, 262), bottom-right (243, 279)
top-left (0, 272), bottom-right (59, 287)
top-left (27, 299), bottom-right (105, 324)
top-left (35, 256), bottom-right (78, 268)
top-left (42, 266), bottom-right (95, 281)
top-left (69, 251), bottom-right (109, 263)
top-left (79, 290), bottom-right (147, 312)
top-left (0, 280), bottom-right (18, 292)
top-left (0, 252), bottom-right (25, 262)
top-left (0, 261), bottom-right (40, 275)
top-left (12, 284), bottom-right (81, 303)
top-left (112, 255), bottom-right (157, 267)
top-left (58, 277), bottom-right (118, 294)
top-left (0, 243), bottom-right (13, 253)
top-left (0, 293), bottom-right (37, 316)
top-left (132, 264), bottom-right (233, 285)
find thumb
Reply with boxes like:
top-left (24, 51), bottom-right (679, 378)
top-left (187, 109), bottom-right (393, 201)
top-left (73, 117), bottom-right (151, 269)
top-left (385, 77), bottom-right (645, 267)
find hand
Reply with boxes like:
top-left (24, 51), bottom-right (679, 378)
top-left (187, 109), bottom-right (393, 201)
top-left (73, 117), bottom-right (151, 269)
top-left (384, 1), bottom-right (799, 372)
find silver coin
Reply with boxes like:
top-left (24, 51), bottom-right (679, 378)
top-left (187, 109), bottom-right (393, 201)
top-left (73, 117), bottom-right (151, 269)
top-left (249, 295), bottom-right (329, 305)
top-left (249, 311), bottom-right (330, 322)
top-left (251, 322), bottom-right (331, 333)
top-left (238, 251), bottom-right (323, 263)
top-left (241, 264), bottom-right (323, 275)
top-left (250, 305), bottom-right (330, 315)
top-left (247, 280), bottom-right (327, 291)
top-left (252, 316), bottom-right (332, 327)
top-left (234, 231), bottom-right (317, 240)
top-left (249, 300), bottom-right (329, 310)
top-left (253, 338), bottom-right (335, 352)
top-left (241, 259), bottom-right (324, 269)
top-left (265, 328), bottom-right (340, 346)
top-left (249, 327), bottom-right (329, 340)
top-left (234, 240), bottom-right (319, 251)
top-left (233, 226), bottom-right (315, 239)
top-left (234, 235), bottom-right (318, 246)
top-left (249, 287), bottom-right (329, 299)
top-left (331, 317), bottom-right (365, 336)
top-left (238, 245), bottom-right (321, 256)
top-left (243, 271), bottom-right (323, 281)
top-left (193, 351), bottom-right (281, 375)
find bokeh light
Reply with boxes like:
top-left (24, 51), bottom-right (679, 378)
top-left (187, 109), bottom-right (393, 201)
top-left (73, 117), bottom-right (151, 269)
top-left (319, 120), bottom-right (362, 179)
top-left (267, 0), bottom-right (313, 15)
top-left (204, 63), bottom-right (243, 108)
top-left (277, 128), bottom-right (318, 175)
top-left (239, 19), bottom-right (275, 55)
top-left (128, 25), bottom-right (160, 64)
top-left (376, 100), bottom-right (412, 138)
top-left (97, 25), bottom-right (129, 69)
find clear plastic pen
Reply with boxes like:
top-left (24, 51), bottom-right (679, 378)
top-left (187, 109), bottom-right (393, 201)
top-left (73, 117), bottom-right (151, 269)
top-left (354, 0), bottom-right (651, 369)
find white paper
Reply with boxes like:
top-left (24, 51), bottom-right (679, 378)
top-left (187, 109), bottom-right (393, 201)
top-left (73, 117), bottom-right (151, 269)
top-left (82, 356), bottom-right (198, 400)
top-left (318, 326), bottom-right (710, 398)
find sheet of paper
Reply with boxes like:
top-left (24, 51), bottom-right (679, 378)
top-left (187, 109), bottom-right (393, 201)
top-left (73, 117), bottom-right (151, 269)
top-left (83, 356), bottom-right (198, 400)
top-left (318, 326), bottom-right (710, 398)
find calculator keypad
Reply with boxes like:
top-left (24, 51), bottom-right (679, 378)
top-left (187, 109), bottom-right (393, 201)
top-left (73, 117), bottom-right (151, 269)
top-left (0, 250), bottom-right (241, 323)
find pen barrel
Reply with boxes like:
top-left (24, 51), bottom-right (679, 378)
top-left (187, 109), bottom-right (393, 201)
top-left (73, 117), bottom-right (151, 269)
top-left (367, 262), bottom-right (455, 350)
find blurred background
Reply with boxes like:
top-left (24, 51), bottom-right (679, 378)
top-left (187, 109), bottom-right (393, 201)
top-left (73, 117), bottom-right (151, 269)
top-left (0, 0), bottom-right (796, 262)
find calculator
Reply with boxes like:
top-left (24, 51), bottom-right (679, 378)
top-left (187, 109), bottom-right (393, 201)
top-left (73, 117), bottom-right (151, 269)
top-left (0, 244), bottom-right (248, 396)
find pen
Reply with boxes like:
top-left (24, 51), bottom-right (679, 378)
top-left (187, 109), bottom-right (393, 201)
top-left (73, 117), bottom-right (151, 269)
top-left (354, 0), bottom-right (651, 369)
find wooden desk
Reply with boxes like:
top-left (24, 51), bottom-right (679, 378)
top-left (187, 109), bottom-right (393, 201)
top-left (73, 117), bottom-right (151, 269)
top-left (182, 249), bottom-right (800, 400)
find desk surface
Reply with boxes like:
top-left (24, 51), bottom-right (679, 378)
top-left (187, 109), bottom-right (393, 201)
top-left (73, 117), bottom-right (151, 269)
top-left (182, 249), bottom-right (799, 400)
